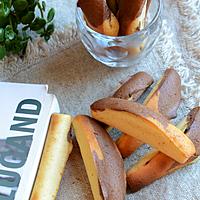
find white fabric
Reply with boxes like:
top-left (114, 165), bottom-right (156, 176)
top-left (0, 0), bottom-right (200, 199)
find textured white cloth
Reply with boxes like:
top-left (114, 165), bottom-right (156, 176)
top-left (1, 0), bottom-right (200, 199)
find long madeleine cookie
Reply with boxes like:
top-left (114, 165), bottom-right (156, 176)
top-left (78, 0), bottom-right (119, 36)
top-left (113, 71), bottom-right (153, 100)
top-left (112, 71), bottom-right (153, 158)
top-left (91, 98), bottom-right (195, 164)
top-left (127, 107), bottom-right (200, 192)
top-left (118, 0), bottom-right (152, 35)
top-left (73, 115), bottom-right (126, 200)
top-left (30, 114), bottom-right (73, 200)
top-left (106, 0), bottom-right (118, 15)
top-left (116, 68), bottom-right (181, 157)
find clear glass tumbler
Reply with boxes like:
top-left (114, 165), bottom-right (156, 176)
top-left (76, 0), bottom-right (163, 68)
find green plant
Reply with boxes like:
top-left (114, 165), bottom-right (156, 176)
top-left (0, 0), bottom-right (55, 59)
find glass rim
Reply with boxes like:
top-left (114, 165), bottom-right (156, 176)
top-left (76, 0), bottom-right (163, 40)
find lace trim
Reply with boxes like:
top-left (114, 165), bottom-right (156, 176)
top-left (152, 19), bottom-right (196, 110)
top-left (176, 0), bottom-right (200, 108)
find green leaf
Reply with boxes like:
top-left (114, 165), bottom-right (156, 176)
top-left (10, 15), bottom-right (18, 30)
top-left (0, 28), bottom-right (5, 42)
top-left (47, 8), bottom-right (55, 23)
top-left (46, 23), bottom-right (54, 35)
top-left (27, 0), bottom-right (36, 4)
top-left (13, 0), bottom-right (28, 11)
top-left (0, 17), bottom-right (9, 27)
top-left (30, 17), bottom-right (46, 31)
top-left (5, 39), bottom-right (12, 51)
top-left (21, 11), bottom-right (35, 24)
top-left (0, 45), bottom-right (6, 59)
top-left (28, 2), bottom-right (37, 11)
top-left (5, 25), bottom-right (15, 40)
top-left (0, 2), bottom-right (10, 17)
top-left (36, 28), bottom-right (45, 35)
top-left (0, 2), bottom-right (10, 26)
top-left (42, 1), bottom-right (46, 11)
top-left (0, 0), bottom-right (55, 57)
top-left (44, 34), bottom-right (50, 41)
top-left (5, 35), bottom-right (29, 55)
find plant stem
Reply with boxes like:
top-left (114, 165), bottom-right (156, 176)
top-left (37, 2), bottom-right (46, 34)
top-left (9, 0), bottom-right (12, 8)
top-left (37, 2), bottom-right (44, 18)
top-left (9, 16), bottom-right (13, 29)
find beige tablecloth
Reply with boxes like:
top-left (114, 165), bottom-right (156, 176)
top-left (1, 0), bottom-right (200, 199)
